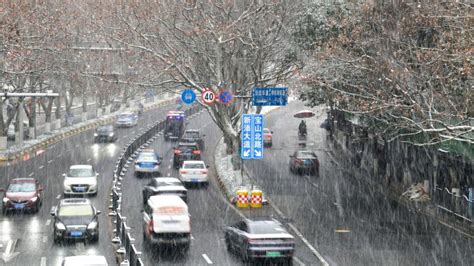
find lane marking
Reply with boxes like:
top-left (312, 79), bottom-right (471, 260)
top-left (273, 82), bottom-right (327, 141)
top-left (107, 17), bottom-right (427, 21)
top-left (47, 160), bottom-right (53, 164)
top-left (29, 172), bottom-right (34, 177)
top-left (56, 194), bottom-right (61, 199)
top-left (87, 158), bottom-right (92, 162)
top-left (40, 257), bottom-right (47, 266)
top-left (202, 254), bottom-right (213, 264)
top-left (56, 154), bottom-right (61, 158)
top-left (39, 165), bottom-right (44, 169)
top-left (75, 144), bottom-right (80, 148)
top-left (168, 165), bottom-right (171, 169)
top-left (167, 172), bottom-right (170, 176)
top-left (310, 208), bottom-right (317, 215)
top-left (293, 256), bottom-right (305, 266)
top-left (335, 228), bottom-right (351, 233)
top-left (191, 234), bottom-right (195, 240)
top-left (42, 236), bottom-right (47, 243)
top-left (45, 219), bottom-right (51, 226)
top-left (288, 223), bottom-right (329, 266)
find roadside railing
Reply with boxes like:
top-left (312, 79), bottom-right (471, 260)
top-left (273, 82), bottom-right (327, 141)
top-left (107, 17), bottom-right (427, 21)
top-left (434, 185), bottom-right (473, 227)
top-left (109, 104), bottom-right (201, 266)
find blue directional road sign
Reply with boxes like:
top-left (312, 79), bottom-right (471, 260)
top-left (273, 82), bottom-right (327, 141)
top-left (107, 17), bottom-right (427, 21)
top-left (252, 87), bottom-right (288, 106)
top-left (241, 114), bottom-right (264, 160)
top-left (181, 89), bottom-right (196, 105)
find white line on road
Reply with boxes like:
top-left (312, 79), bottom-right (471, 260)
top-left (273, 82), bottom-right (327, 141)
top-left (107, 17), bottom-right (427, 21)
top-left (168, 165), bottom-right (171, 169)
top-left (47, 160), bottom-right (53, 164)
top-left (39, 165), bottom-right (44, 169)
top-left (310, 208), bottom-right (317, 215)
top-left (191, 235), bottom-right (195, 240)
top-left (288, 223), bottom-right (329, 266)
top-left (293, 256), bottom-right (305, 266)
top-left (29, 172), bottom-right (34, 176)
top-left (87, 158), bottom-right (91, 162)
top-left (202, 254), bottom-right (213, 264)
top-left (75, 144), bottom-right (80, 148)
top-left (40, 257), bottom-right (47, 266)
top-left (56, 194), bottom-right (61, 199)
top-left (167, 172), bottom-right (170, 176)
top-left (45, 219), bottom-right (51, 226)
top-left (42, 236), bottom-right (47, 243)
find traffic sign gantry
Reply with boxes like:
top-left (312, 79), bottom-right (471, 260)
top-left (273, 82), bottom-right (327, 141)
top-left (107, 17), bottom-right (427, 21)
top-left (218, 90), bottom-right (233, 105)
top-left (241, 114), bottom-right (264, 160)
top-left (201, 89), bottom-right (216, 105)
top-left (181, 89), bottom-right (196, 105)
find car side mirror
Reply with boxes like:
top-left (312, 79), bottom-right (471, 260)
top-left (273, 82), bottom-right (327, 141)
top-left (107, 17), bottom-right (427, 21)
top-left (271, 131), bottom-right (274, 134)
top-left (39, 185), bottom-right (44, 191)
top-left (289, 155), bottom-right (293, 158)
top-left (140, 209), bottom-right (144, 213)
top-left (202, 134), bottom-right (206, 137)
top-left (206, 165), bottom-right (210, 168)
top-left (62, 173), bottom-right (66, 178)
top-left (96, 210), bottom-right (101, 215)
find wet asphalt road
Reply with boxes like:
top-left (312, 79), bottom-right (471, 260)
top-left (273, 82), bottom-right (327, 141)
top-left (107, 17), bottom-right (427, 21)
top-left (120, 110), bottom-right (319, 265)
top-left (245, 101), bottom-right (474, 266)
top-left (0, 102), bottom-right (174, 266)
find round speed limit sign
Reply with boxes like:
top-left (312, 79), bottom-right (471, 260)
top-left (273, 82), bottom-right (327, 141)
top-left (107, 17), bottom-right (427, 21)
top-left (201, 90), bottom-right (216, 105)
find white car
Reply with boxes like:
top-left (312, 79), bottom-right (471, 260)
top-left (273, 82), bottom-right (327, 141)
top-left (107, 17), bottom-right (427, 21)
top-left (63, 165), bottom-right (98, 196)
top-left (62, 255), bottom-right (108, 266)
top-left (178, 160), bottom-right (209, 186)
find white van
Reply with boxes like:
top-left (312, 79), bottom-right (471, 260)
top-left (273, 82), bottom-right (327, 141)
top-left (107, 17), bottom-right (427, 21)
top-left (142, 195), bottom-right (190, 251)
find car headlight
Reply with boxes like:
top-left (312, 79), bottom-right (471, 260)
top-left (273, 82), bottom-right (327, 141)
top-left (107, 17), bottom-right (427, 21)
top-left (87, 221), bottom-right (98, 230)
top-left (55, 222), bottom-right (66, 231)
top-left (94, 133), bottom-right (98, 137)
top-left (109, 133), bottom-right (114, 137)
top-left (2, 197), bottom-right (9, 203)
top-left (30, 196), bottom-right (38, 202)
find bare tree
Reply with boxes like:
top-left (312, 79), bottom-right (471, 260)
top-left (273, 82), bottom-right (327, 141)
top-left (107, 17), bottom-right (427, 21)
top-left (102, 0), bottom-right (300, 168)
top-left (294, 0), bottom-right (473, 146)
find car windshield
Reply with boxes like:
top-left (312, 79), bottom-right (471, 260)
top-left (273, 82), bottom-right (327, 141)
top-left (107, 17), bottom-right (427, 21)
top-left (119, 114), bottom-right (133, 119)
top-left (97, 126), bottom-right (112, 133)
top-left (183, 163), bottom-right (205, 169)
top-left (183, 132), bottom-right (199, 138)
top-left (248, 222), bottom-right (287, 234)
top-left (68, 168), bottom-right (95, 177)
top-left (138, 153), bottom-right (156, 161)
top-left (179, 145), bottom-right (197, 152)
top-left (156, 180), bottom-right (182, 187)
top-left (296, 151), bottom-right (316, 158)
top-left (58, 205), bottom-right (93, 217)
top-left (7, 182), bottom-right (35, 192)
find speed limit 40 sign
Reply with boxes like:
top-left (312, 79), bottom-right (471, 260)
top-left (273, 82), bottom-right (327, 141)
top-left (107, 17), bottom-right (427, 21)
top-left (201, 89), bottom-right (216, 105)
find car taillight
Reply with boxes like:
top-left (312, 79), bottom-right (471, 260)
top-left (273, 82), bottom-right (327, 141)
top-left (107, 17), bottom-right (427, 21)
top-left (180, 170), bottom-right (188, 174)
top-left (147, 220), bottom-right (153, 233)
top-left (295, 159), bottom-right (303, 165)
top-left (192, 150), bottom-right (201, 155)
top-left (201, 170), bottom-right (208, 174)
top-left (246, 238), bottom-right (261, 244)
top-left (174, 150), bottom-right (182, 155)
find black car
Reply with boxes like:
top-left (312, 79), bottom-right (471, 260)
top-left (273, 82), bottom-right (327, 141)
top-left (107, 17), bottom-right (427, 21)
top-left (173, 142), bottom-right (201, 168)
top-left (51, 198), bottom-right (101, 243)
top-left (94, 125), bottom-right (117, 143)
top-left (180, 129), bottom-right (205, 150)
top-left (224, 218), bottom-right (295, 262)
top-left (289, 150), bottom-right (319, 175)
top-left (142, 177), bottom-right (187, 204)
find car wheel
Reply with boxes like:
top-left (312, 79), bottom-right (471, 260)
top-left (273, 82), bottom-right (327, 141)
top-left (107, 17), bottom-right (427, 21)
top-left (33, 202), bottom-right (40, 213)
top-left (225, 237), bottom-right (233, 252)
top-left (53, 233), bottom-right (61, 244)
top-left (143, 193), bottom-right (148, 205)
top-left (135, 172), bottom-right (141, 178)
top-left (2, 207), bottom-right (7, 215)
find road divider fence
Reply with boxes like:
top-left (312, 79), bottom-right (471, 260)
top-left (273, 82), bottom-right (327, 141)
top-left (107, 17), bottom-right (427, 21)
top-left (109, 104), bottom-right (201, 266)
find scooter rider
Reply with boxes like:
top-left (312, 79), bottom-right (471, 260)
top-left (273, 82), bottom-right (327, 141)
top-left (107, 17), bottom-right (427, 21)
top-left (298, 120), bottom-right (307, 135)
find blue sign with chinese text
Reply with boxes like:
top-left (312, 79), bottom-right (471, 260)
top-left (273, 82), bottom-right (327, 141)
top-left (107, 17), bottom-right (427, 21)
top-left (252, 87), bottom-right (288, 106)
top-left (241, 114), bottom-right (264, 160)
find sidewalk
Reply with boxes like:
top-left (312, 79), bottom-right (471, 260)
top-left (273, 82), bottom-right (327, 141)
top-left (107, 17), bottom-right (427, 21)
top-left (0, 95), bottom-right (174, 165)
top-left (328, 128), bottom-right (474, 237)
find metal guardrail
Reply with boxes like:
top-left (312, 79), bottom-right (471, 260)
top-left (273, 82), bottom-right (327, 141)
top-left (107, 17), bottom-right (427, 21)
top-left (109, 105), bottom-right (201, 266)
top-left (434, 185), bottom-right (473, 226)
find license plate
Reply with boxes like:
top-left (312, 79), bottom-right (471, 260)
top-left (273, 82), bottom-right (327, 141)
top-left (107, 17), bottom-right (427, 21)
top-left (304, 160), bottom-right (310, 165)
top-left (141, 163), bottom-right (154, 168)
top-left (75, 187), bottom-right (86, 192)
top-left (191, 179), bottom-right (198, 182)
top-left (266, 251), bottom-right (281, 257)
top-left (70, 231), bottom-right (83, 237)
top-left (14, 203), bottom-right (25, 209)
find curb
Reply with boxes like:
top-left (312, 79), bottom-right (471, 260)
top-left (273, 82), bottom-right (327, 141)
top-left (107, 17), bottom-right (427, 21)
top-left (0, 98), bottom-right (175, 164)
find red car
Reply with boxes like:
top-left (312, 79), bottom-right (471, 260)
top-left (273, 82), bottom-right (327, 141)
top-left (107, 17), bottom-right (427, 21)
top-left (1, 178), bottom-right (44, 214)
